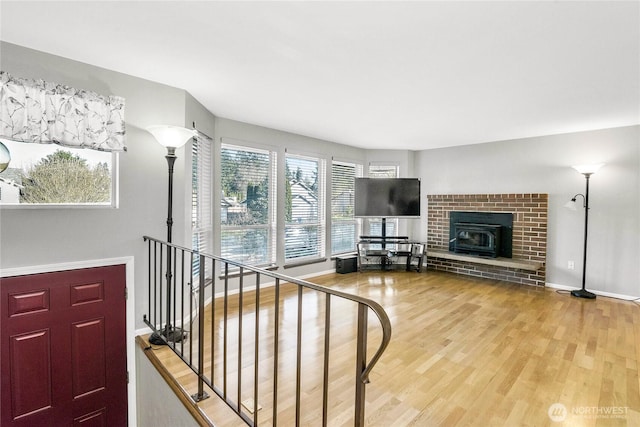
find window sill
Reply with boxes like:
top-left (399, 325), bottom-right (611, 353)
top-left (217, 264), bottom-right (278, 280)
top-left (0, 203), bottom-right (117, 209)
top-left (284, 257), bottom-right (328, 269)
top-left (330, 252), bottom-right (357, 260)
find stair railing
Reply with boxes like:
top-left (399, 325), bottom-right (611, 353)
top-left (142, 236), bottom-right (391, 426)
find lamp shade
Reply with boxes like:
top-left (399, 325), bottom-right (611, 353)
top-left (572, 163), bottom-right (604, 175)
top-left (563, 199), bottom-right (578, 211)
top-left (147, 125), bottom-right (196, 149)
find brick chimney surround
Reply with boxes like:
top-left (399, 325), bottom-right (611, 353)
top-left (426, 194), bottom-right (548, 286)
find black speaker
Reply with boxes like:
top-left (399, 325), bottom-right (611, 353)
top-left (336, 256), bottom-right (357, 274)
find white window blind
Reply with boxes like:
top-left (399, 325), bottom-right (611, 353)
top-left (192, 134), bottom-right (212, 278)
top-left (285, 153), bottom-right (326, 261)
top-left (220, 143), bottom-right (276, 266)
top-left (331, 161), bottom-right (362, 255)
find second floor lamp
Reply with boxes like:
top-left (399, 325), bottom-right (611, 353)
top-left (564, 163), bottom-right (604, 299)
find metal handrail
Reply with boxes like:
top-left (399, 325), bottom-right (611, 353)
top-left (143, 235), bottom-right (392, 426)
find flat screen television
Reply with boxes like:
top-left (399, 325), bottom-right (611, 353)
top-left (354, 178), bottom-right (420, 218)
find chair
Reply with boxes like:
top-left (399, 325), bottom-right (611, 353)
top-left (407, 243), bottom-right (425, 272)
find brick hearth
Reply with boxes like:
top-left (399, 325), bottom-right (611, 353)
top-left (426, 194), bottom-right (548, 286)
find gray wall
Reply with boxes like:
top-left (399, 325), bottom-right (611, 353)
top-left (415, 125), bottom-right (640, 296)
top-left (0, 42), bottom-right (204, 330)
top-left (135, 345), bottom-right (199, 427)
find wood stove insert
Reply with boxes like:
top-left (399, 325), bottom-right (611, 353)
top-left (449, 211), bottom-right (513, 258)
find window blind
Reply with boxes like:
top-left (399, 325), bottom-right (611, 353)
top-left (191, 134), bottom-right (212, 278)
top-left (220, 143), bottom-right (276, 266)
top-left (331, 161), bottom-right (362, 255)
top-left (285, 153), bottom-right (326, 261)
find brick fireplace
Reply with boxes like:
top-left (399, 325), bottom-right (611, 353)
top-left (426, 194), bottom-right (548, 286)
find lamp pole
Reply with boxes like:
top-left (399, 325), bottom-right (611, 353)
top-left (571, 172), bottom-right (595, 299)
top-left (147, 126), bottom-right (196, 343)
top-left (164, 146), bottom-right (177, 340)
top-left (568, 163), bottom-right (603, 299)
top-left (166, 147), bottom-right (177, 243)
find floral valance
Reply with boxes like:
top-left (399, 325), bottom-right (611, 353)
top-left (0, 71), bottom-right (126, 151)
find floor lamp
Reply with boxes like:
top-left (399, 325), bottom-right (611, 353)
top-left (147, 125), bottom-right (196, 343)
top-left (564, 163), bottom-right (604, 299)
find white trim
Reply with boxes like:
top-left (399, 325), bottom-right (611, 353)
top-left (221, 136), bottom-right (277, 153)
top-left (0, 257), bottom-right (138, 426)
top-left (136, 326), bottom-right (153, 337)
top-left (546, 282), bottom-right (639, 301)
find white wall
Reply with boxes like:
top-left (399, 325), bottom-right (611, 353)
top-left (415, 126), bottom-right (640, 297)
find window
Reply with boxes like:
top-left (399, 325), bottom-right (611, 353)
top-left (220, 143), bottom-right (276, 266)
top-left (367, 164), bottom-right (399, 237)
top-left (0, 139), bottom-right (116, 207)
top-left (285, 153), bottom-right (326, 261)
top-left (191, 134), bottom-right (212, 278)
top-left (368, 164), bottom-right (399, 178)
top-left (331, 160), bottom-right (362, 255)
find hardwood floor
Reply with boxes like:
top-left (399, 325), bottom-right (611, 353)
top-left (141, 270), bottom-right (640, 426)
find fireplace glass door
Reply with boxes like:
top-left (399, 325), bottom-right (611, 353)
top-left (453, 223), bottom-right (501, 257)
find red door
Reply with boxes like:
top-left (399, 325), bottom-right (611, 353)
top-left (1, 265), bottom-right (128, 426)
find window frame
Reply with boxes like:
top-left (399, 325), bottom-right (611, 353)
top-left (284, 152), bottom-right (326, 264)
top-left (0, 138), bottom-right (119, 209)
top-left (220, 141), bottom-right (277, 268)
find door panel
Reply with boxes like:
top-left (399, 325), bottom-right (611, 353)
top-left (10, 329), bottom-right (52, 419)
top-left (74, 408), bottom-right (107, 427)
top-left (71, 318), bottom-right (106, 398)
top-left (1, 265), bottom-right (127, 427)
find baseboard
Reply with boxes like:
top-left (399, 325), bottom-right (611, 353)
top-left (546, 282), bottom-right (639, 301)
top-left (136, 326), bottom-right (154, 336)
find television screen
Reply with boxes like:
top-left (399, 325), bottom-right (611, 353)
top-left (354, 178), bottom-right (421, 218)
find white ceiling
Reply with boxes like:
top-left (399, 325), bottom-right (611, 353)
top-left (1, 1), bottom-right (638, 150)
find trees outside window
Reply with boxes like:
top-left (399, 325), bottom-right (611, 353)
top-left (285, 154), bottom-right (325, 261)
top-left (0, 139), bottom-right (115, 206)
top-left (220, 144), bottom-right (276, 266)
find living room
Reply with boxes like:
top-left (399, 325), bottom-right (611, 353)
top-left (0, 2), bottom-right (638, 426)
